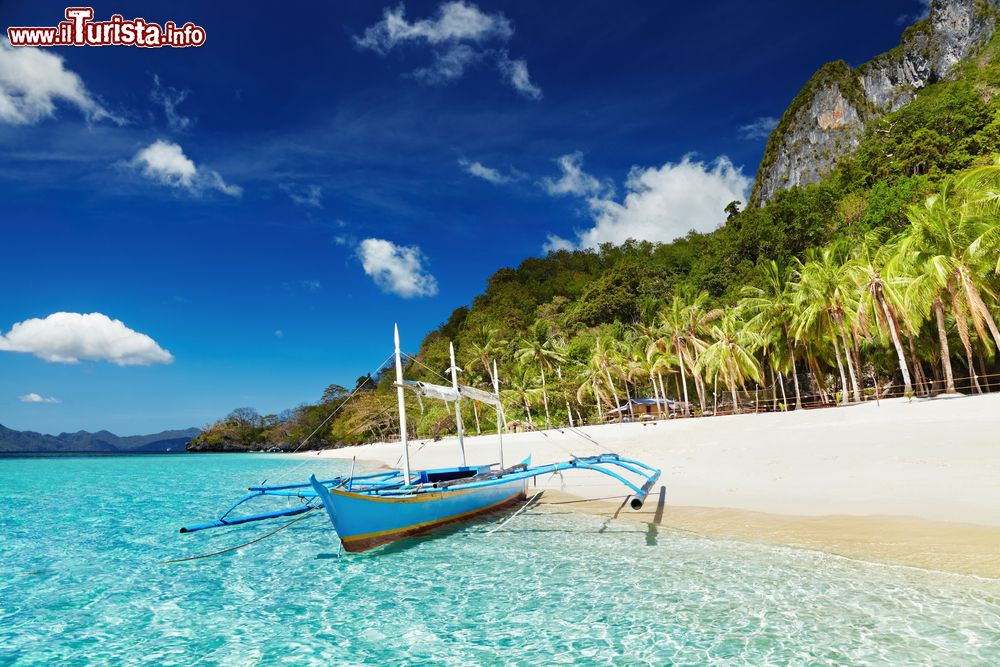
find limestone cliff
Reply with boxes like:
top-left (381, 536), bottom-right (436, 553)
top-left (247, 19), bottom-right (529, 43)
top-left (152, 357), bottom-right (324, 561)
top-left (751, 0), bottom-right (997, 205)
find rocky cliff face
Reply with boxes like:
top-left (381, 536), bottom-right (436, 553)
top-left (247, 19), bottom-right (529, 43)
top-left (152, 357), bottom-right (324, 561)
top-left (751, 0), bottom-right (997, 205)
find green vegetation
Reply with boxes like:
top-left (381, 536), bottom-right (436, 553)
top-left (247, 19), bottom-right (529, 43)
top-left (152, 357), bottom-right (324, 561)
top-left (190, 32), bottom-right (1000, 452)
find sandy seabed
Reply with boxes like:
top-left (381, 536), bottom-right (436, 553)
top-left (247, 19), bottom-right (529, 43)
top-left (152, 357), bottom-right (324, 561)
top-left (294, 393), bottom-right (1000, 577)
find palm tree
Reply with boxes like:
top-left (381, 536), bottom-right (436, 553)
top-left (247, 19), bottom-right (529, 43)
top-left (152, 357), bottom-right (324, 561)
top-left (696, 311), bottom-right (763, 411)
top-left (590, 334), bottom-right (623, 419)
top-left (575, 361), bottom-right (611, 423)
top-left (902, 180), bottom-right (1000, 357)
top-left (741, 260), bottom-right (804, 409)
top-left (503, 363), bottom-right (538, 426)
top-left (680, 291), bottom-right (721, 412)
top-left (515, 320), bottom-right (565, 429)
top-left (847, 231), bottom-right (914, 395)
top-left (795, 248), bottom-right (862, 404)
top-left (466, 325), bottom-right (508, 388)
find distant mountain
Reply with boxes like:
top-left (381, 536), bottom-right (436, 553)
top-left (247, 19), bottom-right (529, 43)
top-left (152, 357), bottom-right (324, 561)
top-left (0, 424), bottom-right (201, 454)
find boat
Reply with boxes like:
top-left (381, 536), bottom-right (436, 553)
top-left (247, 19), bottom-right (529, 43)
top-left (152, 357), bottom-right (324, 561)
top-left (180, 326), bottom-right (662, 553)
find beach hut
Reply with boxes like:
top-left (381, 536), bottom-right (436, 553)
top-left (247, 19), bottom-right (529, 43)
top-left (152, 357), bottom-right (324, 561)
top-left (609, 397), bottom-right (679, 420)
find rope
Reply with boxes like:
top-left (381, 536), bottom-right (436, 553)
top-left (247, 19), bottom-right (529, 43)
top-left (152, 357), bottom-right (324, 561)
top-left (161, 507), bottom-right (319, 564)
top-left (486, 489), bottom-right (545, 535)
top-left (261, 353), bottom-right (395, 486)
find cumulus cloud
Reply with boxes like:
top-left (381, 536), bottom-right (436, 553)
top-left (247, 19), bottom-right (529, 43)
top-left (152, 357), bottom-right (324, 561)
top-left (0, 38), bottom-right (122, 125)
top-left (356, 2), bottom-right (540, 99)
top-left (357, 238), bottom-right (439, 298)
top-left (19, 393), bottom-right (60, 404)
top-left (0, 312), bottom-right (174, 366)
top-left (150, 74), bottom-right (193, 131)
top-left (458, 158), bottom-right (512, 183)
top-left (280, 183), bottom-right (323, 208)
top-left (130, 140), bottom-right (242, 197)
top-left (544, 155), bottom-right (751, 250)
top-left (740, 116), bottom-right (779, 140)
top-left (541, 152), bottom-right (612, 198)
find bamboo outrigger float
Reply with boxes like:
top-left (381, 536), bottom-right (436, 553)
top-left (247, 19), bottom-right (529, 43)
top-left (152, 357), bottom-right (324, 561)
top-left (180, 326), bottom-right (661, 553)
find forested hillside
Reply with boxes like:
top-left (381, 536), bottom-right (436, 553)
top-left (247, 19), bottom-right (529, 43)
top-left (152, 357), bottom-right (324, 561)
top-left (190, 11), bottom-right (1000, 452)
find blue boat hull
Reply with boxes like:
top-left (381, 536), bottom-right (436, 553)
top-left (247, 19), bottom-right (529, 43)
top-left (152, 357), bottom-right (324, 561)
top-left (312, 475), bottom-right (527, 552)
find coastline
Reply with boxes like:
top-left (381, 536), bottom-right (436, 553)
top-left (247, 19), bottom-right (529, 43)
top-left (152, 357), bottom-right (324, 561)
top-left (294, 393), bottom-right (1000, 577)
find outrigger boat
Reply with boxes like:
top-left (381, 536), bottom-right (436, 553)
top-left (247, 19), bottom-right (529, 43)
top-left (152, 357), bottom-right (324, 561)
top-left (180, 326), bottom-right (661, 553)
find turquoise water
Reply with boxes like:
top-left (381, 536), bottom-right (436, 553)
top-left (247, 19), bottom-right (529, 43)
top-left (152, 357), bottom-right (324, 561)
top-left (2, 455), bottom-right (999, 666)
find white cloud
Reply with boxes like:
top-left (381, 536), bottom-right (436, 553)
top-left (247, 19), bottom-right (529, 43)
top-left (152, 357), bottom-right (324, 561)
top-left (357, 238), bottom-right (439, 298)
top-left (0, 38), bottom-right (122, 125)
top-left (740, 116), bottom-right (778, 140)
top-left (274, 329), bottom-right (284, 338)
top-left (542, 234), bottom-right (575, 254)
top-left (150, 74), bottom-right (192, 131)
top-left (0, 312), bottom-right (174, 366)
top-left (280, 183), bottom-right (323, 208)
top-left (412, 44), bottom-right (481, 84)
top-left (356, 2), bottom-right (539, 99)
top-left (19, 392), bottom-right (60, 404)
top-left (498, 53), bottom-right (542, 100)
top-left (541, 152), bottom-right (612, 198)
top-left (356, 1), bottom-right (512, 52)
top-left (130, 140), bottom-right (242, 197)
top-left (545, 155), bottom-right (751, 250)
top-left (459, 158), bottom-right (511, 183)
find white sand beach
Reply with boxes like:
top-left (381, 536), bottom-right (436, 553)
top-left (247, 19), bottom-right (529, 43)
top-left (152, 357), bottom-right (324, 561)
top-left (297, 393), bottom-right (1000, 576)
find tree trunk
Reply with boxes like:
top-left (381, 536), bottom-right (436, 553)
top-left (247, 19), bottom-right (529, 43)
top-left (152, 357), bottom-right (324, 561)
top-left (934, 298), bottom-right (957, 393)
top-left (769, 360), bottom-right (778, 411)
top-left (832, 334), bottom-right (850, 406)
top-left (778, 371), bottom-right (788, 410)
top-left (784, 327), bottom-right (803, 409)
top-left (623, 379), bottom-right (635, 421)
top-left (805, 344), bottom-right (828, 405)
top-left (728, 361), bottom-right (739, 412)
top-left (676, 342), bottom-right (691, 416)
top-left (593, 380), bottom-right (604, 423)
top-left (540, 364), bottom-right (551, 429)
top-left (604, 367), bottom-right (621, 421)
top-left (524, 398), bottom-right (532, 424)
top-left (879, 294), bottom-right (912, 395)
top-left (907, 334), bottom-right (928, 396)
top-left (838, 320), bottom-right (862, 402)
top-left (651, 372), bottom-right (663, 419)
top-left (657, 372), bottom-right (669, 416)
top-left (977, 349), bottom-right (990, 392)
top-left (963, 273), bottom-right (1000, 353)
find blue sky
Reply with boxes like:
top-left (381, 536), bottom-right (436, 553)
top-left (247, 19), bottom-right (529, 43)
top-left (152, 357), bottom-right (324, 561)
top-left (1, 0), bottom-right (929, 434)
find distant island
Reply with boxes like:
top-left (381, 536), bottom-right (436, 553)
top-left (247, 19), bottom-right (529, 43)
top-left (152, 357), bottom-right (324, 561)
top-left (0, 424), bottom-right (201, 454)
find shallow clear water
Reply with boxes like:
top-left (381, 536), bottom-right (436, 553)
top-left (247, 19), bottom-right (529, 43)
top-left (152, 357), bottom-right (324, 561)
top-left (1, 454), bottom-right (998, 666)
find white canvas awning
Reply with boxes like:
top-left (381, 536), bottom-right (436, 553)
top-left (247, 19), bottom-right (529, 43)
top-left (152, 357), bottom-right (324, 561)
top-left (399, 380), bottom-right (501, 408)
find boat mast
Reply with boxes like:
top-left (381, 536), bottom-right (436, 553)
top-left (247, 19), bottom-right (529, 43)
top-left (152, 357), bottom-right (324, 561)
top-left (449, 342), bottom-right (467, 467)
top-left (394, 324), bottom-right (412, 483)
top-left (493, 358), bottom-right (504, 469)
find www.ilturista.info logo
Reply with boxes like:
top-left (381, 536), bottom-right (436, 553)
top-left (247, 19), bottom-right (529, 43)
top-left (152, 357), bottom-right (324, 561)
top-left (6, 7), bottom-right (206, 48)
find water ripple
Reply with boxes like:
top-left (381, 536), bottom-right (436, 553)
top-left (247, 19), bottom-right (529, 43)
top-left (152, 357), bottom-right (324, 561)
top-left (1, 455), bottom-right (998, 666)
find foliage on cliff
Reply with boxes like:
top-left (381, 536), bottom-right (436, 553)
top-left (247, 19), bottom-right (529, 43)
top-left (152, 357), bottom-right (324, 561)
top-left (192, 22), bottom-right (1000, 452)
